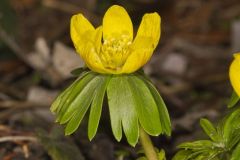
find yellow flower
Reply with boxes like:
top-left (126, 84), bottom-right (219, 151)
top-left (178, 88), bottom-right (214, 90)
top-left (70, 5), bottom-right (161, 74)
top-left (230, 53), bottom-right (240, 96)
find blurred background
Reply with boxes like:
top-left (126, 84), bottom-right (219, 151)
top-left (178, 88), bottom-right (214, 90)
top-left (0, 0), bottom-right (240, 159)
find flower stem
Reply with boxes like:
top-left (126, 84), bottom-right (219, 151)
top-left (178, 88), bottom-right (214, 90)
top-left (139, 127), bottom-right (158, 160)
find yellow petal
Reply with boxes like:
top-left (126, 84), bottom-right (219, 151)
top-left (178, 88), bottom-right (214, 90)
top-left (121, 13), bottom-right (161, 73)
top-left (121, 37), bottom-right (153, 73)
top-left (82, 27), bottom-right (120, 74)
top-left (234, 53), bottom-right (240, 59)
top-left (230, 53), bottom-right (240, 97)
top-left (134, 12), bottom-right (160, 62)
top-left (135, 12), bottom-right (160, 48)
top-left (70, 14), bottom-right (95, 56)
top-left (84, 45), bottom-right (107, 73)
top-left (103, 5), bottom-right (133, 40)
top-left (82, 27), bottom-right (108, 73)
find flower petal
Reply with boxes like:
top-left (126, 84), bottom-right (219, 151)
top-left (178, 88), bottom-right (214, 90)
top-left (82, 27), bottom-right (108, 73)
top-left (121, 12), bottom-right (161, 73)
top-left (230, 53), bottom-right (240, 97)
top-left (81, 27), bottom-right (120, 74)
top-left (103, 5), bottom-right (133, 40)
top-left (134, 12), bottom-right (161, 50)
top-left (70, 14), bottom-right (95, 56)
top-left (121, 38), bottom-right (154, 73)
top-left (83, 45), bottom-right (106, 73)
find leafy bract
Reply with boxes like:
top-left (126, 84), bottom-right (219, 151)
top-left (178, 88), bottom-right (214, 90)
top-left (107, 75), bottom-right (139, 146)
top-left (51, 72), bottom-right (171, 146)
top-left (107, 74), bottom-right (171, 145)
top-left (88, 75), bottom-right (111, 140)
top-left (127, 75), bottom-right (162, 136)
top-left (51, 72), bottom-right (110, 137)
top-left (200, 118), bottom-right (220, 142)
top-left (174, 108), bottom-right (240, 160)
top-left (228, 91), bottom-right (239, 108)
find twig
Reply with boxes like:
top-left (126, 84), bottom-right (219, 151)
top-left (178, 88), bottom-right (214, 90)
top-left (0, 100), bottom-right (48, 120)
top-left (0, 83), bottom-right (25, 99)
top-left (0, 100), bottom-right (47, 108)
top-left (0, 26), bottom-right (29, 65)
top-left (0, 136), bottom-right (37, 143)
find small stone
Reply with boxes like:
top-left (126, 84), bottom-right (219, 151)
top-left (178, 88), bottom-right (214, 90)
top-left (161, 53), bottom-right (188, 75)
top-left (27, 52), bottom-right (47, 70)
top-left (27, 86), bottom-right (58, 106)
top-left (35, 37), bottom-right (51, 62)
top-left (52, 42), bottom-right (84, 79)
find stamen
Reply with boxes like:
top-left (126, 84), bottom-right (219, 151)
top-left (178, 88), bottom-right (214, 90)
top-left (99, 34), bottom-right (132, 70)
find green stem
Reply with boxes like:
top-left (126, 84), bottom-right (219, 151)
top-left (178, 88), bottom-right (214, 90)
top-left (139, 128), bottom-right (158, 160)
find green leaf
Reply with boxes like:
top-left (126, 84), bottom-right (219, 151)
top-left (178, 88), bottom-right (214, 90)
top-left (70, 67), bottom-right (89, 76)
top-left (174, 109), bottom-right (240, 160)
top-left (216, 120), bottom-right (225, 142)
top-left (107, 76), bottom-right (139, 146)
top-left (172, 150), bottom-right (192, 160)
top-left (107, 76), bottom-right (122, 141)
top-left (51, 76), bottom-right (81, 115)
top-left (231, 142), bottom-right (240, 160)
top-left (228, 128), bottom-right (240, 149)
top-left (187, 150), bottom-right (204, 160)
top-left (228, 91), bottom-right (239, 108)
top-left (55, 82), bottom-right (78, 120)
top-left (128, 75), bottom-right (162, 136)
top-left (137, 157), bottom-right (147, 160)
top-left (51, 89), bottom-right (67, 114)
top-left (178, 140), bottom-right (214, 150)
top-left (64, 75), bottom-right (103, 135)
top-left (88, 75), bottom-right (111, 140)
top-left (158, 149), bottom-right (166, 160)
top-left (142, 77), bottom-right (171, 136)
top-left (200, 118), bottom-right (220, 142)
top-left (225, 109), bottom-right (240, 149)
top-left (51, 72), bottom-right (93, 122)
top-left (58, 72), bottom-right (96, 124)
top-left (223, 109), bottom-right (240, 144)
top-left (51, 72), bottom-right (91, 114)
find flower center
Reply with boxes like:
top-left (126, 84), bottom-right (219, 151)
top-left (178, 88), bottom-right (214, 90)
top-left (99, 34), bottom-right (132, 70)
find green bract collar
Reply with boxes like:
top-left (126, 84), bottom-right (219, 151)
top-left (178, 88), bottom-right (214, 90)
top-left (51, 71), bottom-right (171, 146)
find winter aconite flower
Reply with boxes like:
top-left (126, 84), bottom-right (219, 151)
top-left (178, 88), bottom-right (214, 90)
top-left (51, 5), bottom-right (171, 147)
top-left (70, 5), bottom-right (160, 74)
top-left (230, 53), bottom-right (240, 97)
